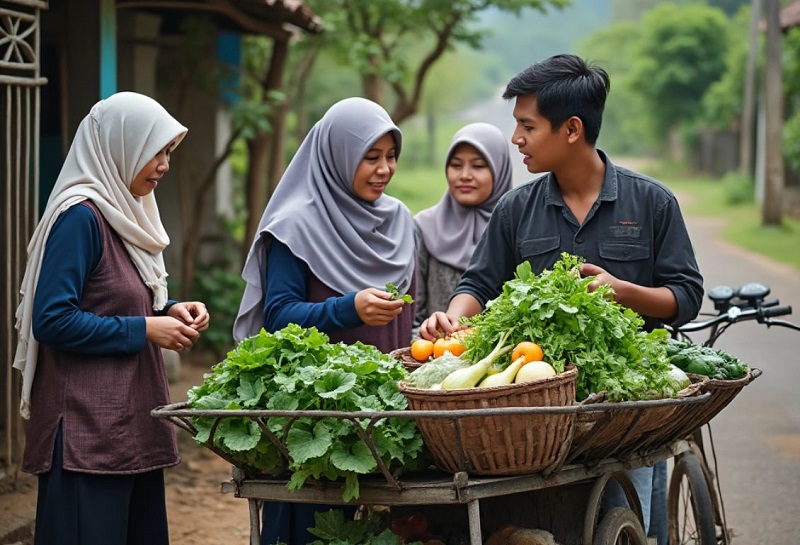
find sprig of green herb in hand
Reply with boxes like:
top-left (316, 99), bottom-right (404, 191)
top-left (385, 282), bottom-right (413, 304)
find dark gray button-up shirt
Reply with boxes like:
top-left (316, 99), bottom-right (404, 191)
top-left (455, 151), bottom-right (704, 331)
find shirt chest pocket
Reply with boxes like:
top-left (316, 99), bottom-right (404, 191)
top-left (518, 236), bottom-right (561, 272)
top-left (599, 241), bottom-right (650, 262)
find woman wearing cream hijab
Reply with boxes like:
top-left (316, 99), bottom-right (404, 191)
top-left (14, 91), bottom-right (209, 545)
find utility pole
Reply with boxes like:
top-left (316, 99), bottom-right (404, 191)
top-left (740, 0), bottom-right (762, 177)
top-left (762, 0), bottom-right (784, 226)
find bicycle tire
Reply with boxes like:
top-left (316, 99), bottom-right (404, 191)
top-left (593, 507), bottom-right (648, 545)
top-left (668, 451), bottom-right (717, 545)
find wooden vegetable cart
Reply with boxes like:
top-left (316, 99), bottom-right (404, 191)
top-left (152, 377), bottom-right (753, 545)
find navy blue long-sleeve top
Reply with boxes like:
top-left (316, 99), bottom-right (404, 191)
top-left (262, 238), bottom-right (362, 333)
top-left (32, 204), bottom-right (174, 354)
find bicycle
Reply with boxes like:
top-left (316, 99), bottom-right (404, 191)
top-left (666, 282), bottom-right (799, 545)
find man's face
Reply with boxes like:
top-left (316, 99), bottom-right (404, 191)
top-left (510, 95), bottom-right (569, 174)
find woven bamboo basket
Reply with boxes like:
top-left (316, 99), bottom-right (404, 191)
top-left (398, 366), bottom-right (577, 476)
top-left (389, 346), bottom-right (425, 371)
top-left (685, 368), bottom-right (752, 425)
top-left (568, 376), bottom-right (706, 464)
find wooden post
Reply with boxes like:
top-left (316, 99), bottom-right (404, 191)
top-left (762, 0), bottom-right (784, 226)
top-left (740, 0), bottom-right (762, 177)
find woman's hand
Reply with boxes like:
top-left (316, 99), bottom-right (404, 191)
top-left (168, 301), bottom-right (210, 332)
top-left (355, 288), bottom-right (406, 326)
top-left (145, 316), bottom-right (200, 353)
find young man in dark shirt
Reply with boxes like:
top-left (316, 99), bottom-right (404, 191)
top-left (419, 54), bottom-right (704, 544)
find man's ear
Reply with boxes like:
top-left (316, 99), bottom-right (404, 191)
top-left (565, 116), bottom-right (583, 143)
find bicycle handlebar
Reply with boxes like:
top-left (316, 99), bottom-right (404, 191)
top-left (762, 305), bottom-right (792, 318)
top-left (674, 304), bottom-right (794, 334)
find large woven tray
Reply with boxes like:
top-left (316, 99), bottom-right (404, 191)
top-left (389, 346), bottom-right (425, 371)
top-left (633, 367), bottom-right (759, 453)
top-left (398, 367), bottom-right (578, 477)
top-left (566, 376), bottom-right (708, 465)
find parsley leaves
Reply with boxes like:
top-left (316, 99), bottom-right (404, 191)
top-left (464, 253), bottom-right (676, 401)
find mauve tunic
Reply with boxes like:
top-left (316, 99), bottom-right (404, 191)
top-left (23, 201), bottom-right (179, 475)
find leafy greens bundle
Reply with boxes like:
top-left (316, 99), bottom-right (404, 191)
top-left (464, 253), bottom-right (679, 401)
top-left (187, 324), bottom-right (427, 501)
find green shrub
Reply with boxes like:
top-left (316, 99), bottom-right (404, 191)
top-left (192, 268), bottom-right (245, 359)
top-left (721, 172), bottom-right (754, 205)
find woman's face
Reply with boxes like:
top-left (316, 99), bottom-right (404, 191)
top-left (352, 132), bottom-right (398, 202)
top-left (446, 142), bottom-right (494, 207)
top-left (129, 141), bottom-right (175, 197)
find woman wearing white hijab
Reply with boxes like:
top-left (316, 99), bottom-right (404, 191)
top-left (14, 91), bottom-right (209, 545)
top-left (413, 122), bottom-right (513, 330)
top-left (234, 97), bottom-right (416, 545)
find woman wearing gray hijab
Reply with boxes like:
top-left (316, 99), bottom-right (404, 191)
top-left (413, 122), bottom-right (513, 330)
top-left (233, 97), bottom-right (416, 545)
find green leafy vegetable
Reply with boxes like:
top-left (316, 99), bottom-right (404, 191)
top-left (385, 282), bottom-right (414, 304)
top-left (463, 253), bottom-right (679, 401)
top-left (305, 509), bottom-right (418, 545)
top-left (667, 339), bottom-right (748, 379)
top-left (187, 324), bottom-right (427, 501)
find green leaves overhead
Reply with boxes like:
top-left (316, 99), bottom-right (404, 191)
top-left (187, 324), bottom-right (426, 501)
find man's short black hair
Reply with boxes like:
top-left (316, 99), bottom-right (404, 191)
top-left (503, 54), bottom-right (610, 145)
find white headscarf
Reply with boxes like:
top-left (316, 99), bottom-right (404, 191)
top-left (414, 122), bottom-right (513, 271)
top-left (13, 91), bottom-right (187, 418)
top-left (233, 97), bottom-right (416, 342)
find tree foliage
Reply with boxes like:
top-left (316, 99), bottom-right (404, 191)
top-left (700, 6), bottom-right (755, 130)
top-left (782, 27), bottom-right (800, 171)
top-left (303, 0), bottom-right (569, 123)
top-left (611, 0), bottom-right (749, 20)
top-left (575, 21), bottom-right (650, 154)
top-left (629, 4), bottom-right (730, 137)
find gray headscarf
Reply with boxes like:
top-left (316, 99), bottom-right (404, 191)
top-left (234, 97), bottom-right (416, 342)
top-left (414, 122), bottom-right (513, 271)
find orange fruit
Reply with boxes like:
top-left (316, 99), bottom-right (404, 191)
top-left (511, 341), bottom-right (544, 364)
top-left (410, 339), bottom-right (434, 362)
top-left (433, 337), bottom-right (466, 358)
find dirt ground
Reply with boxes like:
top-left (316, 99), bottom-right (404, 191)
top-left (165, 355), bottom-right (253, 544)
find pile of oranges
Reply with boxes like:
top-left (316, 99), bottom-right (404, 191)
top-left (410, 333), bottom-right (545, 366)
top-left (410, 335), bottom-right (466, 362)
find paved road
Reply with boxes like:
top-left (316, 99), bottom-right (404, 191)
top-left (678, 214), bottom-right (800, 545)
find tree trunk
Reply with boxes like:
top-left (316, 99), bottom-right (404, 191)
top-left (740, 0), bottom-right (762, 177)
top-left (179, 127), bottom-right (241, 301)
top-left (762, 0), bottom-right (784, 226)
top-left (292, 47), bottom-right (320, 144)
top-left (363, 73), bottom-right (385, 105)
top-left (241, 37), bottom-right (289, 263)
top-left (242, 132), bottom-right (272, 264)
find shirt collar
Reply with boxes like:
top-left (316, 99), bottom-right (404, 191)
top-left (543, 149), bottom-right (618, 206)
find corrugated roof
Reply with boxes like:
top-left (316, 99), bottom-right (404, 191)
top-left (117, 0), bottom-right (323, 36)
top-left (781, 1), bottom-right (800, 30)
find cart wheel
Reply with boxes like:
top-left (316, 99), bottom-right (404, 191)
top-left (593, 507), bottom-right (648, 545)
top-left (668, 451), bottom-right (716, 545)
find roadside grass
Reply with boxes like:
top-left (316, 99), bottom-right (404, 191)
top-left (639, 161), bottom-right (800, 272)
top-left (388, 164), bottom-right (444, 214)
top-left (390, 155), bottom-right (800, 272)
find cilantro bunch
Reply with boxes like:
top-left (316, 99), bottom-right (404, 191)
top-left (464, 253), bottom-right (677, 402)
top-left (187, 324), bottom-right (426, 501)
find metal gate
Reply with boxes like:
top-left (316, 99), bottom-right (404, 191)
top-left (0, 0), bottom-right (47, 489)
